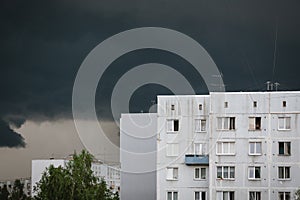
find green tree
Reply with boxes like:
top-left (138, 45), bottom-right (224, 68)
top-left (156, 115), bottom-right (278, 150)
top-left (34, 150), bottom-right (118, 200)
top-left (9, 179), bottom-right (30, 200)
top-left (295, 188), bottom-right (300, 200)
top-left (0, 185), bottom-right (9, 200)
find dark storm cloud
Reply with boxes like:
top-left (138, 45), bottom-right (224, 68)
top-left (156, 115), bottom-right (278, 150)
top-left (0, 119), bottom-right (25, 148)
top-left (0, 0), bottom-right (300, 146)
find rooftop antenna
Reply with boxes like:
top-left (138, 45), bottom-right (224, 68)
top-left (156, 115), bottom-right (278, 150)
top-left (266, 81), bottom-right (273, 91)
top-left (151, 100), bottom-right (156, 105)
top-left (274, 82), bottom-right (280, 91)
top-left (212, 73), bottom-right (225, 92)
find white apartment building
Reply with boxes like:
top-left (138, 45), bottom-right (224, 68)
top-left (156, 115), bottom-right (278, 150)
top-left (120, 91), bottom-right (300, 200)
top-left (31, 158), bottom-right (120, 196)
top-left (157, 95), bottom-right (210, 200)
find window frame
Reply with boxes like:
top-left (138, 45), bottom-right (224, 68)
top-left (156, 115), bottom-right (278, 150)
top-left (278, 142), bottom-right (291, 156)
top-left (248, 117), bottom-right (262, 131)
top-left (166, 119), bottom-right (179, 133)
top-left (217, 166), bottom-right (235, 180)
top-left (278, 192), bottom-right (291, 200)
top-left (216, 191), bottom-right (235, 200)
top-left (195, 119), bottom-right (207, 132)
top-left (248, 166), bottom-right (261, 180)
top-left (194, 142), bottom-right (206, 155)
top-left (278, 166), bottom-right (291, 180)
top-left (249, 191), bottom-right (261, 200)
top-left (166, 167), bottom-right (179, 181)
top-left (167, 191), bottom-right (178, 200)
top-left (249, 141), bottom-right (262, 155)
top-left (217, 117), bottom-right (235, 130)
top-left (216, 141), bottom-right (236, 155)
top-left (194, 167), bottom-right (206, 180)
top-left (278, 117), bottom-right (291, 131)
top-left (194, 191), bottom-right (206, 200)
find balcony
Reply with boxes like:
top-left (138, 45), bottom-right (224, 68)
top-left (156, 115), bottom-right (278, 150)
top-left (185, 154), bottom-right (209, 165)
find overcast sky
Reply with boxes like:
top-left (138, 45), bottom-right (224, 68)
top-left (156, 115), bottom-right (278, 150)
top-left (0, 0), bottom-right (300, 179)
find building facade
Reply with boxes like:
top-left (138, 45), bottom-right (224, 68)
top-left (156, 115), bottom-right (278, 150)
top-left (157, 95), bottom-right (210, 200)
top-left (120, 91), bottom-right (300, 200)
top-left (209, 92), bottom-right (300, 200)
top-left (120, 113), bottom-right (157, 200)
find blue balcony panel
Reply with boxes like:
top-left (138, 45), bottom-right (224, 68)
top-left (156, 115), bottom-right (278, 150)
top-left (185, 155), bottom-right (209, 165)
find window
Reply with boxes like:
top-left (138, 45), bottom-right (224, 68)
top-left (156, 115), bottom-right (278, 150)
top-left (166, 167), bottom-right (178, 180)
top-left (249, 142), bottom-right (262, 155)
top-left (249, 192), bottom-right (261, 200)
top-left (166, 143), bottom-right (179, 157)
top-left (217, 166), bottom-right (235, 180)
top-left (194, 167), bottom-right (206, 180)
top-left (278, 117), bottom-right (291, 130)
top-left (282, 101), bottom-right (287, 107)
top-left (167, 119), bottom-right (179, 132)
top-left (217, 142), bottom-right (235, 155)
top-left (195, 191), bottom-right (206, 200)
top-left (167, 191), bottom-right (178, 200)
top-left (217, 117), bottom-right (235, 130)
top-left (194, 143), bottom-right (206, 155)
top-left (253, 101), bottom-right (257, 108)
top-left (216, 191), bottom-right (234, 200)
top-left (195, 119), bottom-right (206, 132)
top-left (199, 104), bottom-right (203, 110)
top-left (278, 192), bottom-right (290, 200)
top-left (278, 166), bottom-right (290, 180)
top-left (249, 117), bottom-right (261, 130)
top-left (278, 142), bottom-right (291, 156)
top-left (171, 105), bottom-right (175, 110)
top-left (248, 166), bottom-right (261, 180)
top-left (224, 102), bottom-right (228, 108)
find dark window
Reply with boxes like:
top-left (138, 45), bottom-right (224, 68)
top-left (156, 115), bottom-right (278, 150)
top-left (225, 102), bottom-right (228, 108)
top-left (255, 117), bottom-right (261, 130)
top-left (279, 142), bottom-right (291, 155)
top-left (283, 101), bottom-right (287, 107)
top-left (229, 117), bottom-right (235, 130)
top-left (171, 104), bottom-right (175, 110)
top-left (253, 101), bottom-right (257, 108)
top-left (174, 120), bottom-right (179, 131)
top-left (199, 104), bottom-right (203, 110)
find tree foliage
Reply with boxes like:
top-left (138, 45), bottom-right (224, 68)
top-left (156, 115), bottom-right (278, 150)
top-left (9, 179), bottom-right (30, 200)
top-left (295, 188), bottom-right (300, 200)
top-left (0, 185), bottom-right (9, 200)
top-left (34, 150), bottom-right (119, 200)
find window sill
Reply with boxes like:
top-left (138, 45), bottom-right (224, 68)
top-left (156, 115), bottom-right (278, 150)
top-left (216, 153), bottom-right (236, 156)
top-left (248, 178), bottom-right (261, 181)
top-left (217, 178), bottom-right (235, 181)
top-left (249, 154), bottom-right (262, 156)
top-left (166, 131), bottom-right (179, 134)
top-left (194, 178), bottom-right (207, 181)
top-left (278, 129), bottom-right (291, 131)
top-left (278, 154), bottom-right (291, 156)
top-left (278, 179), bottom-right (291, 181)
top-left (166, 179), bottom-right (178, 181)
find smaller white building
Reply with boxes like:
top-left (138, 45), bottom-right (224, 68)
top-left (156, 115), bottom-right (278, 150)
top-left (31, 159), bottom-right (67, 196)
top-left (31, 158), bottom-right (120, 197)
top-left (91, 162), bottom-right (120, 193)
